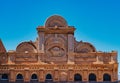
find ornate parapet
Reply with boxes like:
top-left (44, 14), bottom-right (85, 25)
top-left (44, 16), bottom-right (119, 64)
top-left (74, 51), bottom-right (117, 64)
top-left (7, 52), bottom-right (43, 64)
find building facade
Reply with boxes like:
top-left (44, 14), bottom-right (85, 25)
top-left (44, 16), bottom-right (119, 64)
top-left (0, 15), bottom-right (118, 83)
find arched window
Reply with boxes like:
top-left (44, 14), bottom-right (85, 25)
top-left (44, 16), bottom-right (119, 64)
top-left (31, 74), bottom-right (38, 80)
top-left (89, 73), bottom-right (96, 81)
top-left (16, 74), bottom-right (23, 80)
top-left (74, 73), bottom-right (82, 81)
top-left (2, 74), bottom-right (8, 80)
top-left (103, 74), bottom-right (111, 81)
top-left (46, 74), bottom-right (52, 80)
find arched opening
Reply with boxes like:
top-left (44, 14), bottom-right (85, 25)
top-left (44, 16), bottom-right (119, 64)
top-left (30, 74), bottom-right (38, 83)
top-left (16, 74), bottom-right (23, 80)
top-left (31, 74), bottom-right (38, 80)
top-left (103, 74), bottom-right (111, 81)
top-left (89, 73), bottom-right (96, 81)
top-left (16, 74), bottom-right (24, 83)
top-left (46, 74), bottom-right (52, 80)
top-left (74, 73), bottom-right (82, 81)
top-left (1, 74), bottom-right (8, 80)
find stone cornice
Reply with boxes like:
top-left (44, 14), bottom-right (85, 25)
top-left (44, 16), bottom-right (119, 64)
top-left (0, 64), bottom-right (117, 71)
top-left (37, 26), bottom-right (76, 34)
top-left (74, 52), bottom-right (117, 56)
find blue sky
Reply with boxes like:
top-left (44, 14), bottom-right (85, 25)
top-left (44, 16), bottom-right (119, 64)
top-left (0, 0), bottom-right (120, 74)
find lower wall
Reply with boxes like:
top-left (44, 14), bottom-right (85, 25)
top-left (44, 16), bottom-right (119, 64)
top-left (0, 80), bottom-right (119, 83)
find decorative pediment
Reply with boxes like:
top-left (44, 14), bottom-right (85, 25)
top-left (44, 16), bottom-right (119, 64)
top-left (45, 15), bottom-right (67, 27)
top-left (75, 41), bottom-right (96, 53)
top-left (16, 42), bottom-right (37, 53)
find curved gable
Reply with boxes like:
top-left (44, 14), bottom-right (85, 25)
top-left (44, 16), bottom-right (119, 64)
top-left (16, 42), bottom-right (37, 53)
top-left (45, 15), bottom-right (68, 27)
top-left (75, 41), bottom-right (96, 53)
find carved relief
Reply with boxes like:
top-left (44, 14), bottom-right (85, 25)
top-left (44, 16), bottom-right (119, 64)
top-left (45, 34), bottom-right (67, 48)
top-left (75, 54), bottom-right (96, 62)
top-left (15, 54), bottom-right (38, 62)
top-left (75, 42), bottom-right (96, 53)
top-left (45, 34), bottom-right (67, 58)
top-left (57, 34), bottom-right (67, 41)
top-left (46, 46), bottom-right (65, 57)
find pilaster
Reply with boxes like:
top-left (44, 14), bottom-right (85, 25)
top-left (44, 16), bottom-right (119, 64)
top-left (67, 34), bottom-right (74, 64)
top-left (24, 68), bottom-right (30, 82)
top-left (97, 70), bottom-right (103, 82)
top-left (54, 70), bottom-right (59, 82)
top-left (83, 70), bottom-right (88, 82)
top-left (39, 70), bottom-right (45, 82)
top-left (37, 27), bottom-right (45, 53)
top-left (9, 69), bottom-right (15, 82)
top-left (68, 70), bottom-right (74, 81)
top-left (113, 63), bottom-right (118, 82)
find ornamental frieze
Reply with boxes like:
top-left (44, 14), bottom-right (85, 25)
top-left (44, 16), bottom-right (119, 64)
top-left (15, 53), bottom-right (38, 62)
top-left (75, 53), bottom-right (97, 62)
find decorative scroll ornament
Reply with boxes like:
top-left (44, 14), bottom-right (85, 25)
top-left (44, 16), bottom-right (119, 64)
top-left (46, 46), bottom-right (65, 57)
